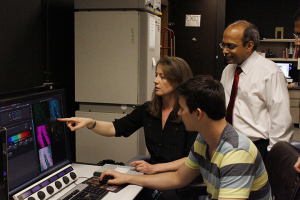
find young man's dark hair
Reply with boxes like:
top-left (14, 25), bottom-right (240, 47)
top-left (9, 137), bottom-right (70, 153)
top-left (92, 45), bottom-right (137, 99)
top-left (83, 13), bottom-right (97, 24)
top-left (175, 74), bottom-right (226, 120)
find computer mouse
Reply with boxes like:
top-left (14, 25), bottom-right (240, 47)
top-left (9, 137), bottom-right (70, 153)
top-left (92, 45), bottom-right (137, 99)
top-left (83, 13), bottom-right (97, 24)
top-left (99, 175), bottom-right (114, 185)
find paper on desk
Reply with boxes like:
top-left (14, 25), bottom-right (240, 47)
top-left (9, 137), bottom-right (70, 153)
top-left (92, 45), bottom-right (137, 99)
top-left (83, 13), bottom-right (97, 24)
top-left (93, 164), bottom-right (143, 177)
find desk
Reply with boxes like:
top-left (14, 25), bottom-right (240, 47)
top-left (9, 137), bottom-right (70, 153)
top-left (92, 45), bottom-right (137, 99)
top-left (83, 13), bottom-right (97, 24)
top-left (49, 163), bottom-right (143, 200)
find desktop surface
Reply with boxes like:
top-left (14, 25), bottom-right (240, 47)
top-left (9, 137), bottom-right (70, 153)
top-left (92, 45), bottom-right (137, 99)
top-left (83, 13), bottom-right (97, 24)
top-left (49, 163), bottom-right (143, 200)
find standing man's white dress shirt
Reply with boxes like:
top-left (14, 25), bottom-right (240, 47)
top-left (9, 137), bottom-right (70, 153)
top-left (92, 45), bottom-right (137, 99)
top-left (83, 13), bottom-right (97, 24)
top-left (221, 51), bottom-right (294, 151)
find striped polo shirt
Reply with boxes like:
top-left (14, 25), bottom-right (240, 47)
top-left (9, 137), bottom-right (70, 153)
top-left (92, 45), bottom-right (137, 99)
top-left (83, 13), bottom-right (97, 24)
top-left (185, 124), bottom-right (272, 200)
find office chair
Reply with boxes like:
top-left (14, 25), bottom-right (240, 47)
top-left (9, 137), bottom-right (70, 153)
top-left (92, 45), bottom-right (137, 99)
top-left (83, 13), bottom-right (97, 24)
top-left (265, 141), bottom-right (300, 200)
top-left (292, 140), bottom-right (300, 150)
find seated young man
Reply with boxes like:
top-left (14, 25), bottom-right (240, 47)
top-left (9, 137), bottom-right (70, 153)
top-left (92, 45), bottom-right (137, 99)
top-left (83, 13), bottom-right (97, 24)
top-left (99, 75), bottom-right (272, 200)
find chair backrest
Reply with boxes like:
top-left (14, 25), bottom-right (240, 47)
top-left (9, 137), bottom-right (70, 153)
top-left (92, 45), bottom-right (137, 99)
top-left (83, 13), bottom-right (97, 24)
top-left (265, 141), bottom-right (300, 200)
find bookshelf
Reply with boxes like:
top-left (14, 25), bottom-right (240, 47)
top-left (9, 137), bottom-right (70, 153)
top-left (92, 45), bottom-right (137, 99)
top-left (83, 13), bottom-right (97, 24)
top-left (258, 39), bottom-right (300, 69)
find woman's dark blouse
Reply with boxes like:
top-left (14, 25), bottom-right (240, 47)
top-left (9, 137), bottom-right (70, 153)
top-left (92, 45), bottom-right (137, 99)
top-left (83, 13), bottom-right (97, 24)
top-left (113, 102), bottom-right (198, 164)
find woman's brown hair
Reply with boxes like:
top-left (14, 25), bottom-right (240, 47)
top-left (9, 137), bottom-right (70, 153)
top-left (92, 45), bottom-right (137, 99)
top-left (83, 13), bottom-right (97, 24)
top-left (147, 56), bottom-right (193, 123)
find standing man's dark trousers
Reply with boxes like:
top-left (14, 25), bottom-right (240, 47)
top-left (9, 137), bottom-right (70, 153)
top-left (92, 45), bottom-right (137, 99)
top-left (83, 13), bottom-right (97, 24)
top-left (253, 139), bottom-right (269, 162)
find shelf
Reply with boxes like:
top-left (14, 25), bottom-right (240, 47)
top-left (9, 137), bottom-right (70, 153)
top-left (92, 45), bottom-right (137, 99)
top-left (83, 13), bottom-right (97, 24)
top-left (267, 58), bottom-right (298, 62)
top-left (266, 58), bottom-right (300, 70)
top-left (259, 39), bottom-right (300, 69)
top-left (261, 39), bottom-right (294, 42)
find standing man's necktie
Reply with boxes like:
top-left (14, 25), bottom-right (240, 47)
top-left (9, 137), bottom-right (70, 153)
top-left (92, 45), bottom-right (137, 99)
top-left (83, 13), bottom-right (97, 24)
top-left (226, 66), bottom-right (242, 125)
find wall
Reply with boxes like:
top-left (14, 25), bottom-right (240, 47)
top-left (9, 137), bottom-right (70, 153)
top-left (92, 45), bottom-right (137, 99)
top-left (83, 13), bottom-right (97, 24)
top-left (0, 0), bottom-right (76, 160)
top-left (226, 0), bottom-right (300, 39)
top-left (168, 0), bottom-right (225, 80)
top-left (0, 0), bottom-right (74, 107)
top-left (0, 0), bottom-right (46, 94)
top-left (226, 0), bottom-right (300, 81)
top-left (168, 0), bottom-right (300, 80)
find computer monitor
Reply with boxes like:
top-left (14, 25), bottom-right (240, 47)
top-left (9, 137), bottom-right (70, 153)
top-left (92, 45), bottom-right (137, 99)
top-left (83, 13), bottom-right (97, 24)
top-left (0, 127), bottom-right (8, 200)
top-left (0, 89), bottom-right (70, 196)
top-left (276, 62), bottom-right (292, 78)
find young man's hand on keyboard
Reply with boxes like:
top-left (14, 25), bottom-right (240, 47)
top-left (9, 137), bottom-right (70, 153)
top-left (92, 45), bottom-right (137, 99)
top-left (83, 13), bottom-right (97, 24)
top-left (100, 170), bottom-right (133, 185)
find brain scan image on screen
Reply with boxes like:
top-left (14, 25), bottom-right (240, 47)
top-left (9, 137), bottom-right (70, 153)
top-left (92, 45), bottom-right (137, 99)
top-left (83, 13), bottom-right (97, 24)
top-left (49, 99), bottom-right (62, 122)
top-left (39, 146), bottom-right (53, 171)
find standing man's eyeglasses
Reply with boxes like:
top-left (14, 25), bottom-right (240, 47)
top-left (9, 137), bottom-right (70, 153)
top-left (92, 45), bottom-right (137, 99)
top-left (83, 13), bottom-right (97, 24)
top-left (219, 42), bottom-right (242, 51)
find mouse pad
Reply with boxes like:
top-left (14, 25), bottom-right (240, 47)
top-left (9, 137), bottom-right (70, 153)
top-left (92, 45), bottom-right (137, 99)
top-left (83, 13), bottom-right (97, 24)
top-left (83, 176), bottom-right (128, 193)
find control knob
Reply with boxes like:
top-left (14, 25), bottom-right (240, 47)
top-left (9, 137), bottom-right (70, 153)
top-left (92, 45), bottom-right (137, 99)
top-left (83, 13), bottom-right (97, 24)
top-left (46, 185), bottom-right (54, 194)
top-left (63, 176), bottom-right (69, 184)
top-left (70, 172), bottom-right (77, 180)
top-left (55, 181), bottom-right (62, 189)
top-left (37, 191), bottom-right (46, 199)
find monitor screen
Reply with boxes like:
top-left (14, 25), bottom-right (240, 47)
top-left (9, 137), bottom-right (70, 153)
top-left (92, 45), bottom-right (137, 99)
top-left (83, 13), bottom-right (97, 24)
top-left (0, 127), bottom-right (8, 200)
top-left (276, 62), bottom-right (292, 78)
top-left (0, 89), bottom-right (70, 195)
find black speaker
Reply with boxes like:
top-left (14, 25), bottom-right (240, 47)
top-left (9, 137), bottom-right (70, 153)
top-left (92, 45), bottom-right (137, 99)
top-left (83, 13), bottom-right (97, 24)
top-left (0, 127), bottom-right (8, 200)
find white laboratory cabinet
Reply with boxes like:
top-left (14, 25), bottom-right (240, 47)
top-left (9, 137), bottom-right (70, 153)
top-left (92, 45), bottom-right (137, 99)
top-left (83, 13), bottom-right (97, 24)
top-left (74, 10), bottom-right (161, 163)
top-left (75, 11), bottom-right (161, 104)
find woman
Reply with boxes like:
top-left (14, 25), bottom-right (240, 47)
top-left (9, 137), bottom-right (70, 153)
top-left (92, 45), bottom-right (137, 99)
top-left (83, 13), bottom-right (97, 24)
top-left (58, 56), bottom-right (197, 175)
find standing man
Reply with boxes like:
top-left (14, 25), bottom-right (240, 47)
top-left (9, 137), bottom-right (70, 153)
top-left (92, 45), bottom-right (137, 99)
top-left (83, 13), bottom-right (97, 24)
top-left (220, 20), bottom-right (294, 161)
top-left (100, 75), bottom-right (272, 200)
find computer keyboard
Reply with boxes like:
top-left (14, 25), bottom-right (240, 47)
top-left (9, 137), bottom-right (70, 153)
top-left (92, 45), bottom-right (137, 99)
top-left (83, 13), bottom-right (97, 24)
top-left (58, 183), bottom-right (109, 200)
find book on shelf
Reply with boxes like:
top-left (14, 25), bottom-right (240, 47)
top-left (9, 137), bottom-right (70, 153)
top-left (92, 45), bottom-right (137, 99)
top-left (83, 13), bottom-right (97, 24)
top-left (294, 46), bottom-right (299, 58)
